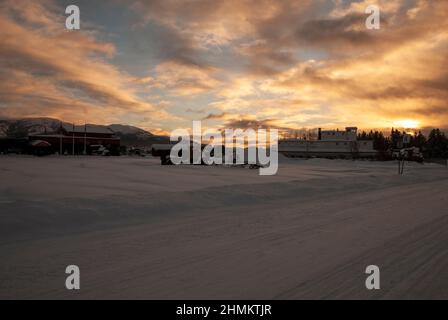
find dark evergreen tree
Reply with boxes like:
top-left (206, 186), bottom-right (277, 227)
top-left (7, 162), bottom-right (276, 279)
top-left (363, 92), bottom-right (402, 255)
top-left (411, 131), bottom-right (426, 149)
top-left (426, 129), bottom-right (448, 158)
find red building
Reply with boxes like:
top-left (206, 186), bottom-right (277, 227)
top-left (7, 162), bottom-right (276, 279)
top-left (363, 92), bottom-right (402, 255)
top-left (29, 124), bottom-right (120, 155)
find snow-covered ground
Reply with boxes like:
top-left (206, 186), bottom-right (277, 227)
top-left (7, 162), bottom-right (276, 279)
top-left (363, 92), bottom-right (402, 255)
top-left (0, 155), bottom-right (447, 299)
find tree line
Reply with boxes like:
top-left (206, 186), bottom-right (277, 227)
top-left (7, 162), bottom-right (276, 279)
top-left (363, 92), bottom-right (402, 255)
top-left (357, 128), bottom-right (448, 158)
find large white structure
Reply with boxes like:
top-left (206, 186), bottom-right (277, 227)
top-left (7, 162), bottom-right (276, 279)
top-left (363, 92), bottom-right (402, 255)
top-left (279, 127), bottom-right (377, 158)
top-left (320, 126), bottom-right (358, 141)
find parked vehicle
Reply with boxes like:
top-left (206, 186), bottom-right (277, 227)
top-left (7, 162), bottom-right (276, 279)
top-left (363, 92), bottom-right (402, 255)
top-left (90, 144), bottom-right (110, 156)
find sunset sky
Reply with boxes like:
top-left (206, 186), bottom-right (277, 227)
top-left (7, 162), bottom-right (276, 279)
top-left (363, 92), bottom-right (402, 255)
top-left (0, 0), bottom-right (447, 134)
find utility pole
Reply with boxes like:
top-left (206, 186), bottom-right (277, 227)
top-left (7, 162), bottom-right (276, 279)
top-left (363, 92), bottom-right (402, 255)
top-left (84, 123), bottom-right (87, 155)
top-left (72, 123), bottom-right (75, 156)
top-left (59, 121), bottom-right (63, 155)
top-left (398, 134), bottom-right (411, 175)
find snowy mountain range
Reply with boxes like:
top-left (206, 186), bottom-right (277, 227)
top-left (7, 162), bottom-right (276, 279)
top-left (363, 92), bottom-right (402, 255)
top-left (0, 118), bottom-right (168, 146)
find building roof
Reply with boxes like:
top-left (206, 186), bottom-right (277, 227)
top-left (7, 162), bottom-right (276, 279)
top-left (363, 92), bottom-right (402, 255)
top-left (61, 123), bottom-right (114, 134)
top-left (29, 133), bottom-right (120, 141)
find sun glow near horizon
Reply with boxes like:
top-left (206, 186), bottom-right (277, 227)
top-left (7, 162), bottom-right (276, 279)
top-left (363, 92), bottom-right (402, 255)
top-left (393, 119), bottom-right (421, 130)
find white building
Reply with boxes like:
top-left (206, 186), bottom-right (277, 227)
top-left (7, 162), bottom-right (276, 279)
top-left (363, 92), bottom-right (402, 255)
top-left (320, 127), bottom-right (358, 141)
top-left (279, 127), bottom-right (377, 158)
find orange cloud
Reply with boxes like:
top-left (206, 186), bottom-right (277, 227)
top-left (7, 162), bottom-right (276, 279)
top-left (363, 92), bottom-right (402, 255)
top-left (145, 61), bottom-right (222, 96)
top-left (0, 0), bottom-right (168, 126)
top-left (1, 0), bottom-right (448, 133)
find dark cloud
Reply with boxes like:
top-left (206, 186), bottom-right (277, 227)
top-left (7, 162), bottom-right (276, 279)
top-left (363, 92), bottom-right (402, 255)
top-left (151, 24), bottom-right (210, 68)
top-left (224, 118), bottom-right (283, 130)
top-left (410, 106), bottom-right (448, 117)
top-left (202, 112), bottom-right (229, 120)
top-left (297, 13), bottom-right (373, 47)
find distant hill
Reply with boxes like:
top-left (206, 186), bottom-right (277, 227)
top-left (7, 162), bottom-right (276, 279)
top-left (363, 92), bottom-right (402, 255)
top-left (0, 117), bottom-right (69, 137)
top-left (0, 118), bottom-right (169, 147)
top-left (108, 124), bottom-right (169, 147)
top-left (107, 124), bottom-right (152, 136)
